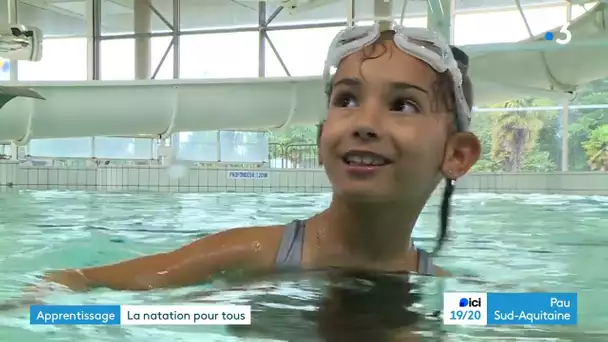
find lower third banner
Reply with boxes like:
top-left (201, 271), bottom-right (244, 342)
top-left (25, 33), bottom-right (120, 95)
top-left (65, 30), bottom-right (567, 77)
top-left (30, 305), bottom-right (252, 325)
top-left (443, 292), bottom-right (577, 326)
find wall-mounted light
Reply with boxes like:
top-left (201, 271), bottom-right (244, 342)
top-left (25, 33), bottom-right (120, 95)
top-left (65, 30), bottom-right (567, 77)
top-left (0, 24), bottom-right (43, 62)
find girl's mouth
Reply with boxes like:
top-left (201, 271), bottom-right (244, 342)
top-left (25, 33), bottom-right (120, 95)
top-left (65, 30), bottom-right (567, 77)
top-left (342, 150), bottom-right (392, 166)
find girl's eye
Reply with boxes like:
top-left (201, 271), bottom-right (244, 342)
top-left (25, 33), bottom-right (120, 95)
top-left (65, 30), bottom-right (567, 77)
top-left (390, 99), bottom-right (421, 114)
top-left (332, 92), bottom-right (358, 108)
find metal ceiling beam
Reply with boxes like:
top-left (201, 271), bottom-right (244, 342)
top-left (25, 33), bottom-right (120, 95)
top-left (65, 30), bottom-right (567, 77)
top-left (7, 0), bottom-right (19, 80)
top-left (426, 0), bottom-right (454, 43)
top-left (258, 1), bottom-right (266, 77)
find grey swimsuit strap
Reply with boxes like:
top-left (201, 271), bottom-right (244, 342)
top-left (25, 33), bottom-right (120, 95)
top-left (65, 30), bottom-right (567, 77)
top-left (275, 220), bottom-right (306, 271)
top-left (274, 220), bottom-right (437, 276)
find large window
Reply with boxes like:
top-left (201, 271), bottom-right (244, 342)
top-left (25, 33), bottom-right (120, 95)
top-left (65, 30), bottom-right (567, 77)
top-left (267, 0), bottom-right (346, 26)
top-left (97, 36), bottom-right (171, 160)
top-left (353, 0), bottom-right (426, 23)
top-left (93, 137), bottom-right (156, 159)
top-left (180, 1), bottom-right (258, 31)
top-left (28, 137), bottom-right (159, 159)
top-left (29, 138), bottom-right (91, 158)
top-left (21, 37), bottom-right (89, 155)
top-left (101, 0), bottom-right (173, 35)
top-left (18, 38), bottom-right (87, 81)
top-left (176, 131), bottom-right (269, 162)
top-left (455, 0), bottom-right (560, 12)
top-left (18, 0), bottom-right (86, 37)
top-left (265, 27), bottom-right (344, 77)
top-left (180, 32), bottom-right (259, 79)
top-left (219, 131), bottom-right (268, 163)
top-left (176, 131), bottom-right (218, 162)
top-left (100, 37), bottom-right (173, 80)
top-left (454, 3), bottom-right (591, 45)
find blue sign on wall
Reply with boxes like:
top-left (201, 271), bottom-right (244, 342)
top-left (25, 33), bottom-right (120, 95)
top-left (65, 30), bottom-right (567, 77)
top-left (228, 171), bottom-right (269, 179)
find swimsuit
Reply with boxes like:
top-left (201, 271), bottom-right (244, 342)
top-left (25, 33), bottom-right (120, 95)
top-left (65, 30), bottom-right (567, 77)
top-left (274, 219), bottom-right (437, 276)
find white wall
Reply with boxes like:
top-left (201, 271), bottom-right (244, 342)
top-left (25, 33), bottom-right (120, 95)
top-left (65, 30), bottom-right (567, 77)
top-left (1, 162), bottom-right (606, 195)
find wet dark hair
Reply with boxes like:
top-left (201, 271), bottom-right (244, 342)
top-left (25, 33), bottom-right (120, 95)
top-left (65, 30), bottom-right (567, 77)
top-left (434, 45), bottom-right (472, 256)
top-left (318, 34), bottom-right (474, 257)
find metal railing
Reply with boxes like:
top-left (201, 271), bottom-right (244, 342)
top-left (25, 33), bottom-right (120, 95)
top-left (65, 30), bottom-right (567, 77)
top-left (268, 143), bottom-right (319, 169)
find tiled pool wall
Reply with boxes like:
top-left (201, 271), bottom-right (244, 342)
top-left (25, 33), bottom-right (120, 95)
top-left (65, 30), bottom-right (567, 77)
top-left (0, 162), bottom-right (606, 195)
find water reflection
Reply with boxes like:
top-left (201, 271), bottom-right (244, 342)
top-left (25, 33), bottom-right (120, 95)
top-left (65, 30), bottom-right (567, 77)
top-left (185, 269), bottom-right (437, 342)
top-left (314, 269), bottom-right (426, 342)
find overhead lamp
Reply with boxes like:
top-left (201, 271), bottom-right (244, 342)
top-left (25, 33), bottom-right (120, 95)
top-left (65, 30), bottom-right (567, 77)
top-left (0, 24), bottom-right (43, 61)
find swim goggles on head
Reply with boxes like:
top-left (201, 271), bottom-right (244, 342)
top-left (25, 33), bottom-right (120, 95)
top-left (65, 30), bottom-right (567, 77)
top-left (323, 23), bottom-right (471, 132)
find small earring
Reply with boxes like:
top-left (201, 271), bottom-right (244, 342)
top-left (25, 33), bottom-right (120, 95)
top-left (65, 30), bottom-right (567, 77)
top-left (447, 170), bottom-right (455, 181)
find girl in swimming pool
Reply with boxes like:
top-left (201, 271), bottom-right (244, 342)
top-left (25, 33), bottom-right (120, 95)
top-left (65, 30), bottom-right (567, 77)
top-left (41, 24), bottom-right (480, 292)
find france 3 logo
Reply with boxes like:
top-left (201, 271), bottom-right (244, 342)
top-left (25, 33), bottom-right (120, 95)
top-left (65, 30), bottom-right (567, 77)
top-left (443, 292), bottom-right (487, 325)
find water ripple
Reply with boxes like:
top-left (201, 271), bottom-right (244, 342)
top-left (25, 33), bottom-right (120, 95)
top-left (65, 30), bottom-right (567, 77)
top-left (0, 190), bottom-right (606, 341)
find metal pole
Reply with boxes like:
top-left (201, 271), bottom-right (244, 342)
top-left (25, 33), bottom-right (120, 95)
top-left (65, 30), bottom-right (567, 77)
top-left (172, 0), bottom-right (180, 79)
top-left (264, 32), bottom-right (291, 76)
top-left (474, 104), bottom-right (608, 112)
top-left (6, 0), bottom-right (19, 160)
top-left (146, 0), bottom-right (174, 78)
top-left (166, 0), bottom-right (180, 157)
top-left (7, 0), bottom-right (17, 23)
top-left (426, 0), bottom-right (452, 43)
top-left (7, 0), bottom-right (18, 81)
top-left (561, 100), bottom-right (569, 171)
top-left (151, 38), bottom-right (173, 79)
top-left (346, 0), bottom-right (355, 26)
top-left (260, 4), bottom-right (291, 76)
top-left (87, 0), bottom-right (101, 80)
top-left (86, 0), bottom-right (101, 157)
top-left (147, 3), bottom-right (173, 30)
top-left (258, 1), bottom-right (266, 77)
top-left (561, 3), bottom-right (572, 172)
top-left (374, 0), bottom-right (391, 31)
top-left (216, 130), bottom-right (221, 162)
top-left (449, 0), bottom-right (455, 44)
top-left (134, 0), bottom-right (151, 79)
top-left (266, 6), bottom-right (282, 25)
top-left (98, 20), bottom-right (347, 40)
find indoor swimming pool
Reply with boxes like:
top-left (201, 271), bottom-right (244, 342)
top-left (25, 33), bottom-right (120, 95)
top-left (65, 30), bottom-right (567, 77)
top-left (0, 190), bottom-right (606, 341)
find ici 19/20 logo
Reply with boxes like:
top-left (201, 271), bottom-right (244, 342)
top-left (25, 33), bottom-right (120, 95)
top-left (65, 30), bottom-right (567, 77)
top-left (459, 297), bottom-right (482, 307)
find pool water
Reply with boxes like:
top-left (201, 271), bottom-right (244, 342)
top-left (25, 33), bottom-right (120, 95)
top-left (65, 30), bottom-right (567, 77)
top-left (0, 190), bottom-right (606, 341)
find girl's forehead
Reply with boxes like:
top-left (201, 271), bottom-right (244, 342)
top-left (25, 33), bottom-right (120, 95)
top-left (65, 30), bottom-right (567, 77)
top-left (334, 43), bottom-right (437, 90)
